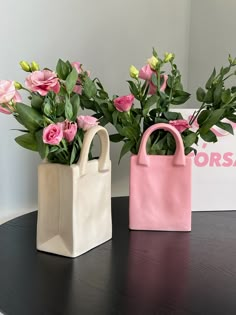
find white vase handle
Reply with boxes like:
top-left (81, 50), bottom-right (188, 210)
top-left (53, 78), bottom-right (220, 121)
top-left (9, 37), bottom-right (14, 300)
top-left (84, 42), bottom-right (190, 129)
top-left (78, 125), bottom-right (110, 176)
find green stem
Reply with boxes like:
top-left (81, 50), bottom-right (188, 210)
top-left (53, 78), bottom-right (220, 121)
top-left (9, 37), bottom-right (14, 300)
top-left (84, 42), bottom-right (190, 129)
top-left (189, 102), bottom-right (206, 125)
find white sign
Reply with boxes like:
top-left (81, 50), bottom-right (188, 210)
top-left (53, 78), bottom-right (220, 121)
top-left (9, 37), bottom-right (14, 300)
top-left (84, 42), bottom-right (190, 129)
top-left (179, 109), bottom-right (236, 211)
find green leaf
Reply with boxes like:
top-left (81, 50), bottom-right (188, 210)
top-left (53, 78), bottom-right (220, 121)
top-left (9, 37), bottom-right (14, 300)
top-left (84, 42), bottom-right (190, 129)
top-left (220, 66), bottom-right (230, 76)
top-left (31, 94), bottom-right (44, 110)
top-left (155, 117), bottom-right (168, 123)
top-left (119, 140), bottom-right (134, 163)
top-left (200, 129), bottom-right (217, 142)
top-left (171, 95), bottom-right (190, 105)
top-left (151, 73), bottom-right (157, 86)
top-left (56, 59), bottom-right (70, 80)
top-left (143, 95), bottom-right (158, 116)
top-left (226, 113), bottom-right (236, 122)
top-left (65, 68), bottom-right (78, 94)
top-left (199, 108), bottom-right (225, 134)
top-left (56, 103), bottom-right (65, 116)
top-left (213, 82), bottom-right (223, 106)
top-left (35, 129), bottom-right (49, 159)
top-left (43, 100), bottom-right (53, 116)
top-left (183, 132), bottom-right (197, 147)
top-left (70, 144), bottom-right (77, 165)
top-left (70, 94), bottom-right (80, 120)
top-left (163, 111), bottom-right (179, 120)
top-left (109, 134), bottom-right (125, 142)
top-left (127, 80), bottom-right (139, 99)
top-left (65, 96), bottom-right (73, 120)
top-left (197, 110), bottom-right (210, 125)
top-left (196, 87), bottom-right (206, 102)
top-left (83, 77), bottom-right (97, 98)
top-left (205, 68), bottom-right (216, 89)
top-left (15, 133), bottom-right (38, 151)
top-left (215, 121), bottom-right (234, 135)
top-left (112, 110), bottom-right (119, 126)
top-left (221, 89), bottom-right (231, 104)
top-left (167, 133), bottom-right (176, 150)
top-left (15, 103), bottom-right (44, 132)
top-left (122, 126), bottom-right (139, 141)
top-left (204, 89), bottom-right (213, 103)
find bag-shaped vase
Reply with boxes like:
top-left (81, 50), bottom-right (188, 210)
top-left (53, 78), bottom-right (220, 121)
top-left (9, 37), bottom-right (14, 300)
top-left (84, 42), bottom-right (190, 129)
top-left (129, 123), bottom-right (192, 231)
top-left (37, 125), bottom-right (112, 257)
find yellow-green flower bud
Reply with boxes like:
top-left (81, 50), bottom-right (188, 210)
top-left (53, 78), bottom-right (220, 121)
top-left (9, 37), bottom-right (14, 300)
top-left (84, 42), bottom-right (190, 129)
top-left (14, 81), bottom-right (22, 90)
top-left (31, 61), bottom-right (40, 71)
top-left (129, 65), bottom-right (139, 79)
top-left (164, 52), bottom-right (175, 63)
top-left (19, 61), bottom-right (31, 72)
top-left (147, 56), bottom-right (158, 70)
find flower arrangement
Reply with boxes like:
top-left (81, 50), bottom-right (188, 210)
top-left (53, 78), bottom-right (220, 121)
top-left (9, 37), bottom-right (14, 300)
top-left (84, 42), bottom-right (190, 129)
top-left (100, 49), bottom-right (236, 161)
top-left (0, 59), bottom-right (110, 164)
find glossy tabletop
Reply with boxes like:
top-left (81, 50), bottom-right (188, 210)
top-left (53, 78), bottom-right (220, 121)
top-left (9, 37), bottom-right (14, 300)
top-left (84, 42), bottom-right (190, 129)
top-left (0, 197), bottom-right (236, 315)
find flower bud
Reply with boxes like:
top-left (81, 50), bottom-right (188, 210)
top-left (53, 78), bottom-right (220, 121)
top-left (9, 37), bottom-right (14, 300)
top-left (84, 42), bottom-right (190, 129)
top-left (14, 81), bottom-right (22, 90)
top-left (147, 56), bottom-right (158, 70)
top-left (228, 54), bottom-right (233, 64)
top-left (19, 61), bottom-right (31, 72)
top-left (129, 65), bottom-right (139, 79)
top-left (164, 52), bottom-right (175, 63)
top-left (31, 61), bottom-right (40, 71)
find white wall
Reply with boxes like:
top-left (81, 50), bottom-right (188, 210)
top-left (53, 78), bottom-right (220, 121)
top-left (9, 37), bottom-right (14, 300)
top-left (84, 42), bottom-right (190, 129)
top-left (188, 0), bottom-right (236, 107)
top-left (0, 0), bottom-right (190, 221)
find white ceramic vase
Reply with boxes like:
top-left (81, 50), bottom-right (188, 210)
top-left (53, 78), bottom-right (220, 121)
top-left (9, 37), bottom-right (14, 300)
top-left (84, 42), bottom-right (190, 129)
top-left (37, 126), bottom-right (112, 258)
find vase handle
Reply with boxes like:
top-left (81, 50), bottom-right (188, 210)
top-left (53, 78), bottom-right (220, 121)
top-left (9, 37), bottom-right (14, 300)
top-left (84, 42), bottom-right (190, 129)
top-left (138, 123), bottom-right (186, 166)
top-left (78, 125), bottom-right (110, 176)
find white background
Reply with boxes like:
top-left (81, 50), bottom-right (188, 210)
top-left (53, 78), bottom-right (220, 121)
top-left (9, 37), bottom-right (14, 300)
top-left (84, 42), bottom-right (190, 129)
top-left (0, 0), bottom-right (236, 222)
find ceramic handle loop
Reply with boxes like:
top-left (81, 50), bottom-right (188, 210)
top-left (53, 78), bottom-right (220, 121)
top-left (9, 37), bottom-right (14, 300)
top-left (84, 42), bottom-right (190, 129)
top-left (78, 126), bottom-right (110, 176)
top-left (138, 123), bottom-right (186, 166)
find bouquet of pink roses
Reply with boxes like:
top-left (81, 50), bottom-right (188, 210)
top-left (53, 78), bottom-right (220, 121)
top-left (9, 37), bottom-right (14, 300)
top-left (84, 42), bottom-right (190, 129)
top-left (0, 59), bottom-right (110, 164)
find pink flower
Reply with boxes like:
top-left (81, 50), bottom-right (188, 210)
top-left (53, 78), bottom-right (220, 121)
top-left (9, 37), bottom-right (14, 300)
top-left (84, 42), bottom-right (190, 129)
top-left (0, 105), bottom-right (11, 114)
top-left (73, 85), bottom-right (82, 95)
top-left (113, 94), bottom-right (134, 112)
top-left (138, 64), bottom-right (155, 81)
top-left (169, 120), bottom-right (190, 133)
top-left (61, 120), bottom-right (77, 142)
top-left (43, 123), bottom-right (63, 145)
top-left (160, 74), bottom-right (168, 92)
top-left (148, 74), bottom-right (168, 95)
top-left (77, 115), bottom-right (98, 131)
top-left (12, 90), bottom-right (22, 103)
top-left (0, 80), bottom-right (16, 103)
top-left (0, 80), bottom-right (22, 114)
top-left (25, 70), bottom-right (60, 96)
top-left (71, 62), bottom-right (82, 74)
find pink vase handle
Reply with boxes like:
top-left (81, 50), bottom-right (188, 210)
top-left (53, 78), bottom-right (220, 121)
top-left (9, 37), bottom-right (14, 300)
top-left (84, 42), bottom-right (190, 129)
top-left (138, 123), bottom-right (186, 166)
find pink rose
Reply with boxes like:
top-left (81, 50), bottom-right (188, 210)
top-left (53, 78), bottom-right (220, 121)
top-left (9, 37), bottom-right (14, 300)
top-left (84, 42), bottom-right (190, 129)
top-left (169, 120), bottom-right (190, 133)
top-left (113, 94), bottom-right (134, 112)
top-left (73, 85), bottom-right (82, 95)
top-left (77, 115), bottom-right (98, 131)
top-left (43, 123), bottom-right (63, 145)
top-left (25, 70), bottom-right (60, 96)
top-left (138, 64), bottom-right (155, 81)
top-left (61, 120), bottom-right (77, 142)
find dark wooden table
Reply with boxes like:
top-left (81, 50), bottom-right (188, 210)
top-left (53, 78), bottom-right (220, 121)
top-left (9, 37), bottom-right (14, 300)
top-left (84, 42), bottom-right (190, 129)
top-left (0, 197), bottom-right (236, 315)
